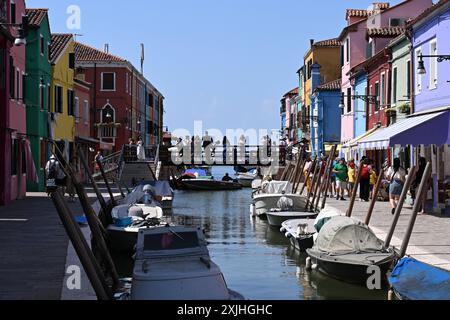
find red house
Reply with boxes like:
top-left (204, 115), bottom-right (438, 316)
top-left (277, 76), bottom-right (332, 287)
top-left (74, 42), bottom-right (164, 155)
top-left (0, 0), bottom-right (28, 205)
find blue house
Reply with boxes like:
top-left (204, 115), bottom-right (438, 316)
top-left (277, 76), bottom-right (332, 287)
top-left (310, 78), bottom-right (342, 157)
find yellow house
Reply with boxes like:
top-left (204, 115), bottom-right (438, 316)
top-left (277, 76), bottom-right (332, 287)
top-left (50, 34), bottom-right (75, 146)
top-left (303, 38), bottom-right (341, 113)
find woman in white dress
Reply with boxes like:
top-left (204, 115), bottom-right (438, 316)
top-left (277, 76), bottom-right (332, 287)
top-left (136, 139), bottom-right (146, 160)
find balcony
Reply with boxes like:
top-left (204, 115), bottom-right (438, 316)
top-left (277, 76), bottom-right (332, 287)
top-left (94, 122), bottom-right (121, 139)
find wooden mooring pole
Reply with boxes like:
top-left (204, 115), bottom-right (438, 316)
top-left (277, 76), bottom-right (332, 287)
top-left (51, 190), bottom-right (112, 300)
top-left (96, 158), bottom-right (117, 207)
top-left (364, 168), bottom-right (385, 226)
top-left (346, 163), bottom-right (363, 218)
top-left (315, 145), bottom-right (337, 212)
top-left (304, 158), bottom-right (320, 211)
top-left (399, 163), bottom-right (432, 257)
top-left (384, 165), bottom-right (417, 249)
top-left (300, 156), bottom-right (317, 195)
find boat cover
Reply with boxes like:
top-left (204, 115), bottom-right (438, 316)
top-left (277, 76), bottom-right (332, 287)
top-left (185, 169), bottom-right (207, 177)
top-left (315, 216), bottom-right (383, 255)
top-left (314, 207), bottom-right (342, 232)
top-left (389, 257), bottom-right (450, 300)
top-left (265, 181), bottom-right (293, 194)
top-left (252, 179), bottom-right (262, 189)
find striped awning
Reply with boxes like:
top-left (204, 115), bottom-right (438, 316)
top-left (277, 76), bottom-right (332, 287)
top-left (358, 111), bottom-right (450, 150)
top-left (342, 126), bottom-right (380, 149)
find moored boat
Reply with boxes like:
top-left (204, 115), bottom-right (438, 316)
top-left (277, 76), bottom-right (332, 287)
top-left (280, 219), bottom-right (317, 252)
top-left (253, 193), bottom-right (307, 218)
top-left (181, 178), bottom-right (243, 191)
top-left (266, 211), bottom-right (317, 228)
top-left (130, 226), bottom-right (245, 300)
top-left (307, 216), bottom-right (397, 284)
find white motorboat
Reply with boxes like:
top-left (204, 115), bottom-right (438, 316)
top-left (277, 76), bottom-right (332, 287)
top-left (235, 170), bottom-right (257, 188)
top-left (130, 226), bottom-right (245, 300)
top-left (266, 210), bottom-right (317, 228)
top-left (132, 181), bottom-right (174, 210)
top-left (253, 194), bottom-right (307, 218)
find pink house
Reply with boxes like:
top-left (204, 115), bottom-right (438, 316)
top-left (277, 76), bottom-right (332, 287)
top-left (339, 0), bottom-right (432, 145)
top-left (0, 0), bottom-right (27, 205)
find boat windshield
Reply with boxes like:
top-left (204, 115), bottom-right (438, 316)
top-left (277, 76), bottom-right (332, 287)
top-left (143, 231), bottom-right (200, 251)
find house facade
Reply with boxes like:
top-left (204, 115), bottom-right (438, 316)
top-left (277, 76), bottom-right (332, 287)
top-left (25, 8), bottom-right (52, 192)
top-left (310, 79), bottom-right (342, 157)
top-left (50, 33), bottom-right (75, 159)
top-left (0, 0), bottom-right (27, 205)
top-left (74, 42), bottom-right (164, 153)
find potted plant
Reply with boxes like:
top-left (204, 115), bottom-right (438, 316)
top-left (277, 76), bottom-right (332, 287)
top-left (398, 102), bottom-right (411, 114)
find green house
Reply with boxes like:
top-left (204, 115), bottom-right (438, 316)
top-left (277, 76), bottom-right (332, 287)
top-left (25, 9), bottom-right (52, 191)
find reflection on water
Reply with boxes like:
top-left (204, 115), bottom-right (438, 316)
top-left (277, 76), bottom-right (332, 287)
top-left (113, 167), bottom-right (387, 300)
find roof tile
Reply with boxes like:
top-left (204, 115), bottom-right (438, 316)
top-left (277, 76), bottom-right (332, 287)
top-left (74, 42), bottom-right (126, 63)
top-left (367, 26), bottom-right (405, 37)
top-left (313, 38), bottom-right (341, 47)
top-left (26, 8), bottom-right (48, 27)
top-left (50, 33), bottom-right (73, 63)
top-left (316, 79), bottom-right (341, 91)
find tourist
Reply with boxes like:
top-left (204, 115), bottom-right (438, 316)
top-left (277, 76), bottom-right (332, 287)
top-left (136, 138), bottom-right (145, 160)
top-left (333, 158), bottom-right (348, 201)
top-left (128, 138), bottom-right (135, 145)
top-left (359, 157), bottom-right (371, 202)
top-left (303, 156), bottom-right (312, 193)
top-left (222, 173), bottom-right (233, 182)
top-left (386, 158), bottom-right (407, 215)
top-left (369, 160), bottom-right (378, 200)
top-left (347, 159), bottom-right (356, 197)
top-left (45, 154), bottom-right (67, 193)
top-left (411, 157), bottom-right (428, 213)
top-left (94, 151), bottom-right (103, 172)
top-left (328, 157), bottom-right (338, 198)
top-left (279, 138), bottom-right (287, 164)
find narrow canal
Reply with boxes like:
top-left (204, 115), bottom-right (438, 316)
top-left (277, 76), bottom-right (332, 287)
top-left (171, 166), bottom-right (387, 300)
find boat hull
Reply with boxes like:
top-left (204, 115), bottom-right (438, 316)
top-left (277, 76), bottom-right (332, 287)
top-left (289, 236), bottom-right (314, 252)
top-left (267, 212), bottom-right (317, 228)
top-left (182, 179), bottom-right (243, 191)
top-left (281, 219), bottom-right (317, 252)
top-left (307, 249), bottom-right (396, 284)
top-left (237, 179), bottom-right (253, 188)
top-left (107, 226), bottom-right (138, 254)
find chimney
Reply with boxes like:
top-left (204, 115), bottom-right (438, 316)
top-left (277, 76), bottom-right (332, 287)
top-left (104, 43), bottom-right (109, 53)
top-left (311, 63), bottom-right (322, 92)
top-left (310, 39), bottom-right (314, 47)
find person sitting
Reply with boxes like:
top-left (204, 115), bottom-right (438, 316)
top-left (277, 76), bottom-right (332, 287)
top-left (222, 173), bottom-right (233, 182)
top-left (139, 185), bottom-right (158, 205)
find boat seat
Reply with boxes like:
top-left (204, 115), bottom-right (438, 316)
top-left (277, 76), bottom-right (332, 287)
top-left (129, 207), bottom-right (144, 218)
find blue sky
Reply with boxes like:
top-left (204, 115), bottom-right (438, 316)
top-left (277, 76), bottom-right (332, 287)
top-left (28, 0), bottom-right (405, 136)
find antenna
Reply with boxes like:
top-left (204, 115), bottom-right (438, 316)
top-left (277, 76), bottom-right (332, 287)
top-left (73, 34), bottom-right (83, 41)
top-left (140, 43), bottom-right (145, 74)
top-left (104, 43), bottom-right (109, 53)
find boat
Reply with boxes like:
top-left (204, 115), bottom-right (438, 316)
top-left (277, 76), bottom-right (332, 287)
top-left (267, 210), bottom-right (317, 228)
top-left (181, 178), bottom-right (243, 191)
top-left (235, 170), bottom-right (257, 188)
top-left (306, 216), bottom-right (397, 284)
top-left (389, 257), bottom-right (450, 300)
top-left (280, 208), bottom-right (341, 252)
top-left (129, 226), bottom-right (245, 300)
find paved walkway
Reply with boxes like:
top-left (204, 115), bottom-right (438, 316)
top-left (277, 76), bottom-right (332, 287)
top-left (0, 183), bottom-right (121, 300)
top-left (323, 195), bottom-right (450, 271)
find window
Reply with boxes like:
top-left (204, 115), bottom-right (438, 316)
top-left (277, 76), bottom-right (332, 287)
top-left (125, 73), bottom-right (129, 93)
top-left (369, 85), bottom-right (373, 115)
top-left (0, 48), bottom-right (5, 89)
top-left (380, 73), bottom-right (385, 108)
top-left (22, 145), bottom-right (26, 175)
top-left (16, 69), bottom-right (20, 102)
top-left (415, 48), bottom-right (422, 94)
top-left (430, 40), bottom-right (437, 89)
top-left (55, 85), bottom-right (63, 113)
top-left (406, 60), bottom-right (411, 99)
top-left (74, 97), bottom-right (79, 122)
top-left (367, 40), bottom-right (374, 59)
top-left (307, 60), bottom-right (312, 79)
top-left (84, 100), bottom-right (89, 125)
top-left (9, 57), bottom-right (14, 98)
top-left (340, 45), bottom-right (344, 66)
top-left (346, 88), bottom-right (351, 114)
top-left (101, 72), bottom-right (116, 91)
top-left (40, 35), bottom-right (45, 55)
top-left (392, 67), bottom-right (398, 104)
top-left (40, 83), bottom-right (45, 110)
top-left (374, 82), bottom-right (379, 112)
top-left (346, 38), bottom-right (350, 63)
top-left (11, 138), bottom-right (18, 175)
top-left (68, 53), bottom-right (75, 69)
top-left (22, 73), bottom-right (25, 102)
top-left (68, 89), bottom-right (75, 116)
top-left (48, 85), bottom-right (51, 111)
top-left (10, 2), bottom-right (15, 24)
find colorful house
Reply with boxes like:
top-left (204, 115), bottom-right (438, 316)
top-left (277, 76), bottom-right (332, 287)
top-left (295, 65), bottom-right (306, 143)
top-left (0, 0), bottom-right (28, 205)
top-left (303, 38), bottom-right (341, 143)
top-left (339, 0), bottom-right (432, 146)
top-left (280, 87), bottom-right (298, 140)
top-left (74, 42), bottom-right (164, 153)
top-left (310, 79), bottom-right (342, 157)
top-left (25, 8), bottom-right (52, 192)
top-left (49, 33), bottom-right (75, 158)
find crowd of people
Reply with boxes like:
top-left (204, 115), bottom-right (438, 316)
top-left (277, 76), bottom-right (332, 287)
top-left (302, 154), bottom-right (429, 215)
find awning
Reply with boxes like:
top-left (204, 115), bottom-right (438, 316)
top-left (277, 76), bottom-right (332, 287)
top-left (358, 111), bottom-right (450, 149)
top-left (324, 144), bottom-right (341, 153)
top-left (342, 126), bottom-right (380, 149)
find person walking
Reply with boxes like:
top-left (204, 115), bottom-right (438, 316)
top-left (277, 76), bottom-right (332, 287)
top-left (333, 158), bottom-right (348, 201)
top-left (303, 156), bottom-right (312, 193)
top-left (359, 158), bottom-right (371, 202)
top-left (411, 157), bottom-right (427, 213)
top-left (45, 154), bottom-right (67, 194)
top-left (347, 159), bottom-right (356, 197)
top-left (136, 138), bottom-right (145, 161)
top-left (386, 158), bottom-right (407, 215)
top-left (328, 157), bottom-right (338, 198)
top-left (369, 160), bottom-right (378, 200)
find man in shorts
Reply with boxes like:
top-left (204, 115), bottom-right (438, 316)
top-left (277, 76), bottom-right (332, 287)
top-left (333, 158), bottom-right (348, 201)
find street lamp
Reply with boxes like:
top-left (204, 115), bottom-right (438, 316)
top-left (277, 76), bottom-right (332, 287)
top-left (417, 53), bottom-right (450, 75)
top-left (2, 15), bottom-right (29, 46)
top-left (339, 92), bottom-right (378, 109)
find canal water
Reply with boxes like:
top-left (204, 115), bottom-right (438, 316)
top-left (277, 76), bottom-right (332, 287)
top-left (170, 167), bottom-right (387, 300)
top-left (113, 166), bottom-right (388, 300)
